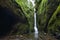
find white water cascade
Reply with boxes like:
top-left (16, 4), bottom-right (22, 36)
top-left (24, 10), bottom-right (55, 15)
top-left (27, 0), bottom-right (38, 40)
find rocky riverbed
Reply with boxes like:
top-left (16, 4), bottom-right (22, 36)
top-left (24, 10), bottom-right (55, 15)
top-left (0, 33), bottom-right (58, 40)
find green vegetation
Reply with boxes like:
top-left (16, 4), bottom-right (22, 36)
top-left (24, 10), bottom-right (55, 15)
top-left (0, 0), bottom-right (60, 35)
top-left (15, 0), bottom-right (34, 33)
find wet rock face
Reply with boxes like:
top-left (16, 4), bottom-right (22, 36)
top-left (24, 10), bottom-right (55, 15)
top-left (0, 6), bottom-right (27, 37)
top-left (56, 12), bottom-right (60, 19)
top-left (0, 6), bottom-right (17, 37)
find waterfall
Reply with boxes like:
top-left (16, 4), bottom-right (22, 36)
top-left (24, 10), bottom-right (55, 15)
top-left (27, 0), bottom-right (38, 40)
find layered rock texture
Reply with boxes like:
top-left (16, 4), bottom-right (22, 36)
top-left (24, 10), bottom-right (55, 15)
top-left (0, 0), bottom-right (60, 39)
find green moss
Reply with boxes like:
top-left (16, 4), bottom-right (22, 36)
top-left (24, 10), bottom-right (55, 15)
top-left (2, 0), bottom-right (59, 34)
top-left (38, 0), bottom-right (48, 15)
top-left (48, 5), bottom-right (60, 25)
top-left (48, 5), bottom-right (60, 33)
top-left (15, 0), bottom-right (34, 33)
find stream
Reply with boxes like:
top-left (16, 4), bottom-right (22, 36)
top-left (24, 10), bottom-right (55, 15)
top-left (27, 0), bottom-right (38, 40)
top-left (0, 33), bottom-right (58, 40)
top-left (0, 0), bottom-right (59, 40)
